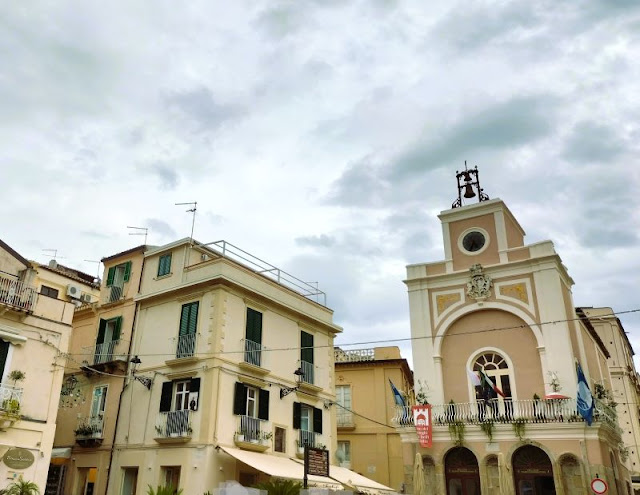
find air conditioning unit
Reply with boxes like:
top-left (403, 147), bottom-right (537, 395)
top-left (66, 284), bottom-right (81, 299)
top-left (80, 293), bottom-right (92, 303)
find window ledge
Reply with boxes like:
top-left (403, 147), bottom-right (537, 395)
top-left (238, 361), bottom-right (270, 376)
top-left (154, 273), bottom-right (173, 280)
top-left (337, 424), bottom-right (356, 431)
top-left (154, 434), bottom-right (191, 444)
top-left (234, 438), bottom-right (269, 452)
top-left (165, 356), bottom-right (199, 367)
top-left (296, 382), bottom-right (322, 396)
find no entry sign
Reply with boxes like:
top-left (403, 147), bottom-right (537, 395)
top-left (591, 478), bottom-right (608, 494)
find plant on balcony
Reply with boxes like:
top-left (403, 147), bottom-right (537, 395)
top-left (235, 430), bottom-right (245, 442)
top-left (1, 398), bottom-right (20, 417)
top-left (512, 418), bottom-right (526, 441)
top-left (620, 444), bottom-right (630, 462)
top-left (414, 379), bottom-right (430, 405)
top-left (480, 420), bottom-right (494, 442)
top-left (547, 371), bottom-right (561, 393)
top-left (4, 478), bottom-right (40, 495)
top-left (8, 370), bottom-right (25, 387)
top-left (448, 421), bottom-right (465, 446)
top-left (253, 478), bottom-right (302, 495)
top-left (74, 423), bottom-right (94, 437)
top-left (147, 485), bottom-right (182, 495)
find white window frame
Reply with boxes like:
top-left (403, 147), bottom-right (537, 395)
top-left (174, 380), bottom-right (190, 411)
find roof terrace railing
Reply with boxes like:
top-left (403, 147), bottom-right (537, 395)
top-left (202, 240), bottom-right (327, 306)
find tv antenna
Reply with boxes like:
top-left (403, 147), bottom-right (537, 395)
top-left (83, 260), bottom-right (102, 281)
top-left (42, 249), bottom-right (65, 261)
top-left (127, 226), bottom-right (149, 244)
top-left (175, 201), bottom-right (197, 242)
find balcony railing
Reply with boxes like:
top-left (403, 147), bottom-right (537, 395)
top-left (0, 274), bottom-right (37, 313)
top-left (176, 333), bottom-right (196, 359)
top-left (92, 340), bottom-right (123, 364)
top-left (300, 360), bottom-right (314, 385)
top-left (334, 348), bottom-right (374, 363)
top-left (103, 285), bottom-right (124, 304)
top-left (298, 430), bottom-right (321, 449)
top-left (243, 339), bottom-right (263, 368)
top-left (0, 384), bottom-right (23, 415)
top-left (156, 410), bottom-right (192, 438)
top-left (337, 409), bottom-right (354, 427)
top-left (236, 415), bottom-right (270, 442)
top-left (75, 415), bottom-right (105, 438)
top-left (392, 398), bottom-right (620, 431)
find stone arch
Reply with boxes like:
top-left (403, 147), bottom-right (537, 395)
top-left (444, 447), bottom-right (480, 495)
top-left (434, 302), bottom-right (544, 357)
top-left (558, 453), bottom-right (585, 495)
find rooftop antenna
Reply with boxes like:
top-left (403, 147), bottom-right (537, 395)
top-left (175, 201), bottom-right (197, 243)
top-left (83, 260), bottom-right (102, 281)
top-left (127, 226), bottom-right (149, 244)
top-left (42, 249), bottom-right (59, 260)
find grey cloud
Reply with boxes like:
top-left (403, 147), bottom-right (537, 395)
top-left (562, 122), bottom-right (625, 164)
top-left (390, 95), bottom-right (557, 179)
top-left (295, 234), bottom-right (336, 248)
top-left (165, 87), bottom-right (240, 132)
top-left (145, 219), bottom-right (177, 240)
top-left (324, 156), bottom-right (391, 208)
top-left (151, 164), bottom-right (180, 190)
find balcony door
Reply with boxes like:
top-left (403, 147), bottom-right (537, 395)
top-left (95, 317), bottom-right (121, 364)
top-left (473, 352), bottom-right (513, 418)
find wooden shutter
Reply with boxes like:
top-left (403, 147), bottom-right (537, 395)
top-left (189, 377), bottom-right (201, 410)
top-left (313, 406), bottom-right (323, 434)
top-left (179, 302), bottom-right (199, 336)
top-left (159, 382), bottom-right (173, 412)
top-left (113, 317), bottom-right (122, 341)
top-left (246, 308), bottom-right (262, 344)
top-left (258, 389), bottom-right (270, 421)
top-left (179, 304), bottom-right (190, 336)
top-left (0, 341), bottom-right (9, 380)
top-left (106, 267), bottom-right (115, 286)
top-left (96, 319), bottom-right (107, 345)
top-left (293, 402), bottom-right (301, 429)
top-left (187, 302), bottom-right (199, 334)
top-left (123, 261), bottom-right (132, 282)
top-left (233, 382), bottom-right (247, 415)
top-left (301, 331), bottom-right (314, 364)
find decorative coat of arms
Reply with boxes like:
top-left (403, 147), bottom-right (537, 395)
top-left (466, 264), bottom-right (492, 303)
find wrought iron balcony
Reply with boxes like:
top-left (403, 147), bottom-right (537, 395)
top-left (155, 410), bottom-right (192, 441)
top-left (297, 430), bottom-right (324, 452)
top-left (300, 360), bottom-right (314, 385)
top-left (90, 339), bottom-right (125, 365)
top-left (0, 384), bottom-right (23, 416)
top-left (234, 415), bottom-right (271, 451)
top-left (74, 415), bottom-right (105, 438)
top-left (334, 348), bottom-right (374, 363)
top-left (243, 339), bottom-right (263, 368)
top-left (176, 333), bottom-right (196, 359)
top-left (0, 274), bottom-right (36, 313)
top-left (337, 409), bottom-right (354, 428)
top-left (392, 398), bottom-right (620, 432)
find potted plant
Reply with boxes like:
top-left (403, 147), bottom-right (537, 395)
top-left (74, 423), bottom-right (93, 437)
top-left (296, 440), bottom-right (305, 454)
top-left (261, 431), bottom-right (273, 444)
top-left (235, 430), bottom-right (245, 442)
top-left (8, 370), bottom-right (25, 388)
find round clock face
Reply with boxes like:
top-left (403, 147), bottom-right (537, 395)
top-left (462, 231), bottom-right (486, 252)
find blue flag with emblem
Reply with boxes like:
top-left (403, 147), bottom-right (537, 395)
top-left (576, 363), bottom-right (594, 426)
top-left (389, 379), bottom-right (406, 407)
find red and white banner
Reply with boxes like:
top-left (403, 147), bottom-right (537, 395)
top-left (412, 405), bottom-right (432, 448)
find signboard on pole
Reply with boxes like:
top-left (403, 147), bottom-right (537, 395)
top-left (306, 447), bottom-right (330, 477)
top-left (412, 405), bottom-right (432, 448)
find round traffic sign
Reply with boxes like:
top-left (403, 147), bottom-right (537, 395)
top-left (591, 478), bottom-right (608, 494)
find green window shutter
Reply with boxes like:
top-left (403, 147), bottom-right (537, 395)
top-left (123, 261), bottom-right (132, 282)
top-left (106, 267), bottom-right (115, 286)
top-left (158, 254), bottom-right (172, 277)
top-left (258, 389), bottom-right (270, 421)
top-left (313, 407), bottom-right (323, 434)
top-left (179, 302), bottom-right (199, 336)
top-left (301, 331), bottom-right (314, 364)
top-left (293, 402), bottom-right (301, 429)
top-left (113, 317), bottom-right (122, 341)
top-left (96, 319), bottom-right (107, 345)
top-left (245, 308), bottom-right (262, 344)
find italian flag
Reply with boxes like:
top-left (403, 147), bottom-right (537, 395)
top-left (478, 368), bottom-right (506, 398)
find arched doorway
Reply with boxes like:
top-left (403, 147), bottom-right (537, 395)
top-left (445, 447), bottom-right (480, 495)
top-left (512, 445), bottom-right (556, 495)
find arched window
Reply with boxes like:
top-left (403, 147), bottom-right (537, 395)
top-left (473, 352), bottom-right (513, 400)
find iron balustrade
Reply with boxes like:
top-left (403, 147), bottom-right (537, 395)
top-left (334, 348), bottom-right (375, 363)
top-left (156, 410), bottom-right (192, 437)
top-left (176, 333), bottom-right (196, 359)
top-left (92, 339), bottom-right (121, 364)
top-left (75, 415), bottom-right (105, 437)
top-left (392, 398), bottom-right (621, 431)
top-left (243, 339), bottom-right (263, 367)
top-left (336, 409), bottom-right (354, 427)
top-left (300, 360), bottom-right (314, 385)
top-left (236, 415), bottom-right (270, 442)
top-left (105, 285), bottom-right (124, 304)
top-left (298, 430), bottom-right (319, 448)
top-left (0, 274), bottom-right (36, 312)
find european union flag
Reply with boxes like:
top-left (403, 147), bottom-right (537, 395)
top-left (576, 363), bottom-right (594, 426)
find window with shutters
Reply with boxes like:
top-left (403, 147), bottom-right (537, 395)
top-left (105, 261), bottom-right (131, 302)
top-left (176, 301), bottom-right (199, 358)
top-left (244, 308), bottom-right (263, 367)
top-left (300, 331), bottom-right (314, 384)
top-left (94, 317), bottom-right (122, 364)
top-left (157, 253), bottom-right (172, 277)
top-left (157, 377), bottom-right (200, 438)
top-left (293, 402), bottom-right (322, 448)
top-left (233, 381), bottom-right (270, 442)
top-left (0, 340), bottom-right (10, 381)
top-left (40, 285), bottom-right (59, 299)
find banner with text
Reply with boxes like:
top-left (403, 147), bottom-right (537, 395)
top-left (412, 405), bottom-right (432, 448)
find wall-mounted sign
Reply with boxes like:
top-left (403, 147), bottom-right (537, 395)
top-left (591, 478), bottom-right (608, 494)
top-left (412, 405), bottom-right (432, 448)
top-left (3, 448), bottom-right (35, 470)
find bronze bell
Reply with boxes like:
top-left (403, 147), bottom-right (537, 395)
top-left (463, 184), bottom-right (476, 198)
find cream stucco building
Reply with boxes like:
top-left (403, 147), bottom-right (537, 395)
top-left (50, 245), bottom-right (148, 495)
top-left (394, 180), bottom-right (631, 495)
top-left (103, 238), bottom-right (394, 495)
top-left (0, 239), bottom-right (99, 492)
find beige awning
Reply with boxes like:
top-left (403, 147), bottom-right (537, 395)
top-left (327, 464), bottom-right (397, 495)
top-left (220, 446), bottom-right (342, 488)
top-left (51, 447), bottom-right (72, 459)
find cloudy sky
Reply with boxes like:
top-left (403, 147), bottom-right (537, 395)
top-left (2, 1), bottom-right (639, 367)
